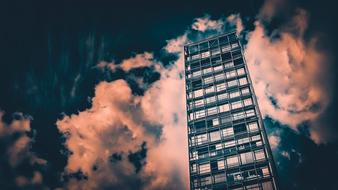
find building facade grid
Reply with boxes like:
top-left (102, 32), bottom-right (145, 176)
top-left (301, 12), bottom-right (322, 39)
top-left (184, 31), bottom-right (279, 190)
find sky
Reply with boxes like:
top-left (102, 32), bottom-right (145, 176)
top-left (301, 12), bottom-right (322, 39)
top-left (0, 0), bottom-right (338, 189)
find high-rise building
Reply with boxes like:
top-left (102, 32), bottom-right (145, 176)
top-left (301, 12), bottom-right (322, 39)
top-left (184, 31), bottom-right (279, 190)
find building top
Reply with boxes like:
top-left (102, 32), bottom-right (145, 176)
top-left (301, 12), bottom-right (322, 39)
top-left (184, 29), bottom-right (237, 48)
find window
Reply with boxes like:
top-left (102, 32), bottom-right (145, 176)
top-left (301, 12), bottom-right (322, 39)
top-left (227, 79), bottom-right (238, 88)
top-left (234, 124), bottom-right (247, 134)
top-left (237, 137), bottom-right (250, 145)
top-left (222, 127), bottom-right (234, 137)
top-left (240, 152), bottom-right (254, 164)
top-left (207, 106), bottom-right (218, 115)
top-left (192, 70), bottom-right (202, 77)
top-left (231, 101), bottom-right (243, 110)
top-left (241, 87), bottom-right (250, 95)
top-left (262, 181), bottom-right (274, 190)
top-left (216, 83), bottom-right (226, 91)
top-left (239, 77), bottom-right (248, 85)
top-left (201, 51), bottom-right (210, 58)
top-left (262, 167), bottom-right (270, 177)
top-left (231, 42), bottom-right (239, 49)
top-left (212, 118), bottom-right (220, 126)
top-left (215, 143), bottom-right (222, 150)
top-left (205, 86), bottom-right (215, 94)
top-left (214, 173), bottom-right (226, 183)
top-left (193, 89), bottom-right (203, 98)
top-left (206, 96), bottom-right (216, 104)
top-left (200, 176), bottom-right (212, 186)
top-left (251, 135), bottom-right (261, 141)
top-left (215, 73), bottom-right (225, 81)
top-left (211, 56), bottom-right (221, 64)
top-left (191, 54), bottom-right (200, 60)
top-left (221, 45), bottom-right (231, 52)
top-left (227, 155), bottom-right (239, 167)
top-left (211, 48), bottom-right (221, 56)
top-left (192, 133), bottom-right (208, 145)
top-left (219, 103), bottom-right (230, 112)
top-left (194, 99), bottom-right (204, 108)
top-left (199, 163), bottom-right (211, 174)
top-left (213, 65), bottom-right (223, 72)
top-left (224, 61), bottom-right (234, 69)
top-left (203, 67), bottom-right (212, 74)
top-left (209, 131), bottom-right (221, 142)
top-left (246, 109), bottom-right (256, 117)
top-left (248, 122), bottom-right (259, 132)
top-left (218, 92), bottom-right (228, 101)
top-left (233, 111), bottom-right (246, 120)
top-left (191, 164), bottom-right (197, 173)
top-left (224, 140), bottom-right (236, 148)
top-left (229, 90), bottom-right (240, 98)
top-left (226, 70), bottom-right (237, 79)
top-left (203, 76), bottom-right (214, 84)
top-left (243, 98), bottom-right (253, 106)
top-left (255, 150), bottom-right (266, 160)
top-left (195, 110), bottom-right (206, 119)
top-left (237, 68), bottom-right (245, 76)
top-left (191, 151), bottom-right (198, 160)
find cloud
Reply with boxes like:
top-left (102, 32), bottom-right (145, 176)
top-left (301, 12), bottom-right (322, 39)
top-left (191, 15), bottom-right (224, 32)
top-left (245, 8), bottom-right (332, 143)
top-left (226, 14), bottom-right (244, 35)
top-left (0, 111), bottom-right (47, 189)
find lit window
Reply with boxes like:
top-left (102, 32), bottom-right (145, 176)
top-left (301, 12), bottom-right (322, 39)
top-left (224, 140), bottom-right (236, 148)
top-left (251, 135), bottom-right (261, 141)
top-left (187, 65), bottom-right (191, 71)
top-left (262, 167), bottom-right (270, 177)
top-left (212, 118), bottom-right (220, 126)
top-left (229, 90), bottom-right (240, 98)
top-left (248, 122), bottom-right (259, 132)
top-left (231, 101), bottom-right (243, 110)
top-left (217, 160), bottom-right (225, 170)
top-left (215, 73), bottom-right (225, 81)
top-left (191, 164), bottom-right (197, 173)
top-left (200, 176), bottom-right (212, 186)
top-left (237, 137), bottom-right (250, 145)
top-left (217, 92), bottom-right (228, 101)
top-left (233, 111), bottom-right (246, 120)
top-left (224, 61), bottom-right (234, 69)
top-left (192, 70), bottom-right (202, 77)
top-left (216, 83), bottom-right (226, 91)
top-left (195, 110), bottom-right (206, 119)
top-left (226, 70), bottom-right (237, 79)
top-left (201, 51), bottom-right (210, 58)
top-left (192, 133), bottom-right (208, 145)
top-left (191, 151), bottom-right (198, 160)
top-left (209, 131), bottom-right (221, 142)
top-left (243, 98), bottom-right (253, 106)
top-left (203, 76), bottom-right (214, 84)
top-left (240, 152), bottom-right (254, 164)
top-left (205, 86), bottom-right (215, 94)
top-left (214, 173), bottom-right (226, 184)
top-left (194, 99), bottom-right (204, 108)
top-left (262, 181), bottom-right (274, 190)
top-left (255, 150), bottom-right (266, 160)
top-left (213, 65), bottom-right (223, 72)
top-left (193, 89), bottom-right (203, 98)
top-left (221, 45), bottom-right (231, 52)
top-left (241, 87), bottom-right (250, 95)
top-left (231, 42), bottom-right (239, 49)
top-left (203, 67), bottom-right (212, 74)
top-left (206, 96), bottom-right (216, 104)
top-left (237, 68), bottom-right (245, 76)
top-left (219, 103), bottom-right (230, 112)
top-left (222, 127), bottom-right (234, 137)
top-left (191, 54), bottom-right (200, 60)
top-left (211, 48), bottom-right (221, 56)
top-left (239, 77), bottom-right (248, 85)
top-left (207, 106), bottom-right (218, 115)
top-left (199, 163), bottom-right (211, 174)
top-left (226, 155), bottom-right (239, 167)
top-left (187, 74), bottom-right (191, 79)
top-left (215, 143), bottom-right (222, 150)
top-left (187, 92), bottom-right (193, 99)
top-left (227, 79), bottom-right (238, 87)
top-left (246, 109), bottom-right (256, 117)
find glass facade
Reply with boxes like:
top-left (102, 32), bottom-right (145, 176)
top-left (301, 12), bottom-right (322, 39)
top-left (184, 31), bottom-right (279, 190)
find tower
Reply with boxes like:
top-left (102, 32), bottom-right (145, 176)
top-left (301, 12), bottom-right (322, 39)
top-left (184, 31), bottom-right (278, 190)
